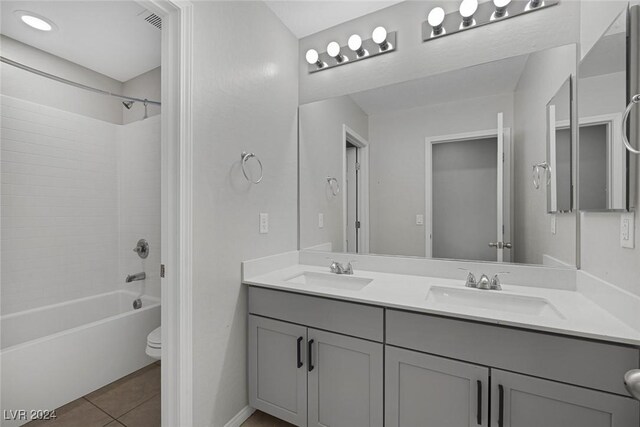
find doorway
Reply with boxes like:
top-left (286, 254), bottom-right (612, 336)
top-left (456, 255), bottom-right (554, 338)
top-left (342, 125), bottom-right (370, 253)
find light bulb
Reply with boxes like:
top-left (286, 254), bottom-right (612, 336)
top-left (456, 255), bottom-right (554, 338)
top-left (459, 0), bottom-right (478, 26)
top-left (327, 41), bottom-right (346, 63)
top-left (305, 49), bottom-right (319, 64)
top-left (427, 7), bottom-right (446, 36)
top-left (372, 26), bottom-right (390, 51)
top-left (493, 0), bottom-right (511, 17)
top-left (14, 11), bottom-right (56, 31)
top-left (348, 34), bottom-right (366, 57)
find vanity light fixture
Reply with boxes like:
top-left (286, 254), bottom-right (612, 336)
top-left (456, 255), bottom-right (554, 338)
top-left (422, 0), bottom-right (559, 42)
top-left (304, 26), bottom-right (397, 73)
top-left (459, 0), bottom-right (478, 28)
top-left (327, 41), bottom-right (347, 63)
top-left (305, 49), bottom-right (325, 69)
top-left (372, 26), bottom-right (390, 51)
top-left (493, 0), bottom-right (512, 18)
top-left (427, 7), bottom-right (446, 36)
top-left (348, 34), bottom-right (367, 58)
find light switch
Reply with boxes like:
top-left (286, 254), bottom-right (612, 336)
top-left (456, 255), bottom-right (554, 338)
top-left (318, 213), bottom-right (324, 229)
top-left (621, 212), bottom-right (634, 249)
top-left (550, 215), bottom-right (556, 235)
top-left (416, 214), bottom-right (424, 226)
top-left (259, 213), bottom-right (269, 234)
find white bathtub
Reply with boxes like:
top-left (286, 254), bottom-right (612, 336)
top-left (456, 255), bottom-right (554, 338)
top-left (0, 290), bottom-right (160, 427)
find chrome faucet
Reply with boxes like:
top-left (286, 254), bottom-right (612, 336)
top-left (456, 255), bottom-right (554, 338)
top-left (126, 272), bottom-right (146, 283)
top-left (329, 261), bottom-right (353, 275)
top-left (463, 270), bottom-right (502, 290)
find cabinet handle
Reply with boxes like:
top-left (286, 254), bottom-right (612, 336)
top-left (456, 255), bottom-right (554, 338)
top-left (308, 339), bottom-right (315, 372)
top-left (498, 384), bottom-right (505, 427)
top-left (296, 337), bottom-right (303, 368)
top-left (476, 380), bottom-right (482, 425)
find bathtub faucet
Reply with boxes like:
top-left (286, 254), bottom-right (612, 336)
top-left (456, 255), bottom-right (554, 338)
top-left (126, 272), bottom-right (146, 283)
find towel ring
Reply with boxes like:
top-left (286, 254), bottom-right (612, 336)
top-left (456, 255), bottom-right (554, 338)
top-left (326, 177), bottom-right (340, 196)
top-left (532, 161), bottom-right (551, 189)
top-left (241, 152), bottom-right (263, 184)
top-left (621, 94), bottom-right (640, 155)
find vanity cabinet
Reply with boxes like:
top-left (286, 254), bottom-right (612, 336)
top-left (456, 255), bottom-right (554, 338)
top-left (385, 346), bottom-right (489, 427)
top-left (248, 310), bottom-right (384, 427)
top-left (491, 369), bottom-right (639, 427)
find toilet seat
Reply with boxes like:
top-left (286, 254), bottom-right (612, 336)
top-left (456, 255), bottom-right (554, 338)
top-left (146, 327), bottom-right (161, 359)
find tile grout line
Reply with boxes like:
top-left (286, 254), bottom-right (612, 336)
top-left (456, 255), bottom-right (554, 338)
top-left (80, 397), bottom-right (117, 425)
top-left (113, 391), bottom-right (161, 423)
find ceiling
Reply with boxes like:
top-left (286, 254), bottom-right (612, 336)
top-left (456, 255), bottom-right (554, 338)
top-left (350, 54), bottom-right (530, 116)
top-left (0, 1), bottom-right (161, 82)
top-left (265, 0), bottom-right (405, 39)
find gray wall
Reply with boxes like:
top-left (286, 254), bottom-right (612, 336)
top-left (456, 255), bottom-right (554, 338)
top-left (368, 94), bottom-right (513, 257)
top-left (433, 138), bottom-right (497, 261)
top-left (513, 45), bottom-right (577, 266)
top-left (122, 67), bottom-right (161, 124)
top-left (190, 2), bottom-right (298, 426)
top-left (298, 0), bottom-right (580, 104)
top-left (579, 124), bottom-right (607, 210)
top-left (299, 96), bottom-right (368, 251)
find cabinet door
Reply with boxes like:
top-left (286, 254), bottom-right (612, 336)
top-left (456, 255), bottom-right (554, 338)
top-left (307, 329), bottom-right (383, 427)
top-left (491, 369), bottom-right (640, 427)
top-left (386, 346), bottom-right (489, 427)
top-left (249, 315), bottom-right (307, 426)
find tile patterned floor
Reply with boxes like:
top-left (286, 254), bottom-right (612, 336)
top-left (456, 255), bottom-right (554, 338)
top-left (241, 411), bottom-right (294, 427)
top-left (25, 362), bottom-right (160, 427)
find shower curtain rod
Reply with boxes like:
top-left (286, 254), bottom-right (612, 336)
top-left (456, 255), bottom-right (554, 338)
top-left (0, 56), bottom-right (161, 106)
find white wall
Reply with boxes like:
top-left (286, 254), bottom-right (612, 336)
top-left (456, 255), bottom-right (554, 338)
top-left (0, 35), bottom-right (124, 124)
top-left (1, 95), bottom-right (119, 314)
top-left (368, 94), bottom-right (514, 257)
top-left (117, 115), bottom-right (161, 299)
top-left (122, 67), bottom-right (161, 125)
top-left (189, 2), bottom-right (298, 426)
top-left (299, 96), bottom-right (368, 251)
top-left (513, 45), bottom-right (577, 266)
top-left (299, 0), bottom-right (580, 104)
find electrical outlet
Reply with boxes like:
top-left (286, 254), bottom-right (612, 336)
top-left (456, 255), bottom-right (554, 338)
top-left (318, 213), bottom-right (324, 229)
top-left (416, 214), bottom-right (424, 226)
top-left (550, 215), bottom-right (556, 235)
top-left (621, 212), bottom-right (635, 249)
top-left (259, 213), bottom-right (269, 234)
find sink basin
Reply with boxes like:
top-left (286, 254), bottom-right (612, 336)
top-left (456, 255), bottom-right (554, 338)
top-left (285, 272), bottom-right (373, 291)
top-left (426, 286), bottom-right (564, 320)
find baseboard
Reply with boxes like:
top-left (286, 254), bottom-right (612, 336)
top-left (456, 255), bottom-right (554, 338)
top-left (224, 406), bottom-right (255, 427)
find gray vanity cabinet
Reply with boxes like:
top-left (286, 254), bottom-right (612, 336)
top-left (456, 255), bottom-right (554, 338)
top-left (307, 329), bottom-right (384, 427)
top-left (248, 316), bottom-right (308, 426)
top-left (385, 346), bottom-right (489, 427)
top-left (491, 369), bottom-right (640, 427)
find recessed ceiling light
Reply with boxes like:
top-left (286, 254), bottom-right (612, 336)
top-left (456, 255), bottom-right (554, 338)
top-left (14, 10), bottom-right (57, 32)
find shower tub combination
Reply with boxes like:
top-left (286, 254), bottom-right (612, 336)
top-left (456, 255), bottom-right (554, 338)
top-left (1, 290), bottom-right (160, 427)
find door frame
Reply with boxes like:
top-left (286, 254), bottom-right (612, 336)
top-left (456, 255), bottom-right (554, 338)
top-left (342, 125), bottom-right (370, 253)
top-left (137, 1), bottom-right (193, 426)
top-left (557, 113), bottom-right (624, 209)
top-left (425, 127), bottom-right (512, 260)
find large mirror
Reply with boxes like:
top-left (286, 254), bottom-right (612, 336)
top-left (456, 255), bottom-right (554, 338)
top-left (546, 77), bottom-right (573, 213)
top-left (299, 43), bottom-right (578, 268)
top-left (578, 8), bottom-right (636, 211)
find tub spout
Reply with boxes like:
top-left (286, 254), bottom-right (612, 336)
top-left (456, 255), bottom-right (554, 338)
top-left (126, 272), bottom-right (146, 283)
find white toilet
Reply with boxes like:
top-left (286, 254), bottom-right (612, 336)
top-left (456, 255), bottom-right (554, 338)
top-left (146, 327), bottom-right (161, 359)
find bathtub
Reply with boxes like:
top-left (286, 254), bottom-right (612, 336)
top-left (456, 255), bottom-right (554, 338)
top-left (0, 290), bottom-right (160, 427)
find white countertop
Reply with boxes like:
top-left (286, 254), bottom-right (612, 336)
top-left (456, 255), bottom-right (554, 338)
top-left (244, 264), bottom-right (640, 347)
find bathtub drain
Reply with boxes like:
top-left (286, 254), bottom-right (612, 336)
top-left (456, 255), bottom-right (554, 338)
top-left (133, 298), bottom-right (142, 309)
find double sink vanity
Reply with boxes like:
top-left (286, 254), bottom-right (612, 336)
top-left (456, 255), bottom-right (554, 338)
top-left (243, 251), bottom-right (640, 427)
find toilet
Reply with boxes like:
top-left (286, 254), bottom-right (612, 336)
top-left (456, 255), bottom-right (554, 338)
top-left (146, 327), bottom-right (161, 359)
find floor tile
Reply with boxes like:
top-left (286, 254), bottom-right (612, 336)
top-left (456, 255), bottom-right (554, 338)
top-left (241, 411), bottom-right (295, 427)
top-left (24, 398), bottom-right (114, 427)
top-left (104, 421), bottom-right (126, 427)
top-left (117, 394), bottom-right (161, 427)
top-left (84, 363), bottom-right (160, 418)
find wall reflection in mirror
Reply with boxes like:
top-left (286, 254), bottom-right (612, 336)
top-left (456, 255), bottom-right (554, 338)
top-left (578, 9), bottom-right (636, 211)
top-left (300, 43), bottom-right (579, 268)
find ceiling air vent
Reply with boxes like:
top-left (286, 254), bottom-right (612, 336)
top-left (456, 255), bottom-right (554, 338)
top-left (138, 10), bottom-right (162, 30)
